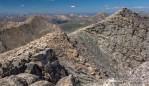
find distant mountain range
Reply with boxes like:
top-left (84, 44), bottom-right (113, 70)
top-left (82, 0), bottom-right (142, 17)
top-left (0, 13), bottom-right (93, 22)
top-left (59, 12), bottom-right (108, 32)
top-left (0, 12), bottom-right (109, 32)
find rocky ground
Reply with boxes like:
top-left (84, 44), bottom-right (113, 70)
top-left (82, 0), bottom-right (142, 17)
top-left (0, 8), bottom-right (149, 86)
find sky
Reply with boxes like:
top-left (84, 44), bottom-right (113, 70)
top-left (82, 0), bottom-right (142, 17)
top-left (0, 0), bottom-right (149, 14)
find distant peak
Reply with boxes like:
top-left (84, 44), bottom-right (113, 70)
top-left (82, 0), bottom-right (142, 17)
top-left (118, 7), bottom-right (132, 12)
top-left (106, 7), bottom-right (141, 19)
top-left (114, 7), bottom-right (133, 17)
top-left (25, 15), bottom-right (45, 23)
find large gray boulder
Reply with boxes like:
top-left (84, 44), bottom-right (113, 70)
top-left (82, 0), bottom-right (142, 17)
top-left (25, 62), bottom-right (43, 79)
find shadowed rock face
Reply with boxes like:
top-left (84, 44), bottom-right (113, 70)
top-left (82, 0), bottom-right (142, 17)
top-left (0, 16), bottom-right (61, 53)
top-left (0, 8), bottom-right (149, 86)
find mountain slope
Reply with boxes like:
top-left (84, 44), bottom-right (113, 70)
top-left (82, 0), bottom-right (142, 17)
top-left (69, 8), bottom-right (149, 78)
top-left (0, 16), bottom-right (61, 53)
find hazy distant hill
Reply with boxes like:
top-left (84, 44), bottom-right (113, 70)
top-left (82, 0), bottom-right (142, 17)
top-left (60, 12), bottom-right (108, 32)
top-left (137, 11), bottom-right (149, 17)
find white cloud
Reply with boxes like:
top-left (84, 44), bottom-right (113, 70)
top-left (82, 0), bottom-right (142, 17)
top-left (0, 6), bottom-right (3, 7)
top-left (71, 5), bottom-right (75, 8)
top-left (106, 5), bottom-right (108, 7)
top-left (106, 7), bottom-right (119, 9)
top-left (114, 7), bottom-right (119, 8)
top-left (133, 6), bottom-right (149, 8)
top-left (48, 0), bottom-right (54, 1)
top-left (43, 0), bottom-right (54, 1)
top-left (21, 5), bottom-right (25, 7)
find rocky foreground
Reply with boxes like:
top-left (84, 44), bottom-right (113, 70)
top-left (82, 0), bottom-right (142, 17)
top-left (0, 8), bottom-right (149, 86)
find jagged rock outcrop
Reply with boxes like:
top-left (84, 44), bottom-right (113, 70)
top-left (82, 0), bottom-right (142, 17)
top-left (0, 16), bottom-right (61, 53)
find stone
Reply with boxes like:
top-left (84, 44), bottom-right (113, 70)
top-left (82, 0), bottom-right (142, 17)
top-left (17, 73), bottom-right (40, 85)
top-left (0, 75), bottom-right (28, 86)
top-left (19, 51), bottom-right (32, 65)
top-left (88, 67), bottom-right (97, 75)
top-left (29, 81), bottom-right (54, 86)
top-left (79, 56), bottom-right (86, 64)
top-left (56, 75), bottom-right (79, 86)
top-left (45, 61), bottom-right (68, 84)
top-left (31, 49), bottom-right (58, 66)
top-left (2, 65), bottom-right (27, 78)
top-left (25, 62), bottom-right (43, 79)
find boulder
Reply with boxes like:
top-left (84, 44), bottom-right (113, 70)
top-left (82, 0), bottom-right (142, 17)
top-left (45, 60), bottom-right (68, 84)
top-left (31, 49), bottom-right (58, 66)
top-left (2, 65), bottom-right (27, 78)
top-left (25, 62), bottom-right (43, 79)
top-left (29, 81), bottom-right (54, 86)
top-left (17, 73), bottom-right (40, 85)
top-left (56, 75), bottom-right (79, 86)
top-left (0, 75), bottom-right (28, 86)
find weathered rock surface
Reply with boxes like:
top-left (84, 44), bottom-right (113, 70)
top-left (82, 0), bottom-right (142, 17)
top-left (120, 61), bottom-right (149, 86)
top-left (86, 61), bottom-right (149, 86)
top-left (0, 16), bottom-right (61, 53)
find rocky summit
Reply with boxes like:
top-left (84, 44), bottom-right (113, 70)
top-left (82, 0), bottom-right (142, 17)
top-left (0, 8), bottom-right (149, 86)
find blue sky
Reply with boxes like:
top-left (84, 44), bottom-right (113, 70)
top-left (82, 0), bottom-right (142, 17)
top-left (0, 0), bottom-right (149, 13)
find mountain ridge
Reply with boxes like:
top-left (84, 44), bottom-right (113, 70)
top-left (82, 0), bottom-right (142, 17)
top-left (69, 7), bottom-right (149, 78)
top-left (0, 15), bottom-right (61, 53)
